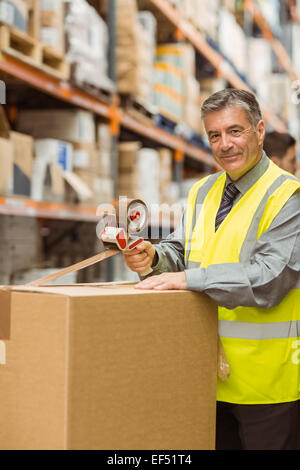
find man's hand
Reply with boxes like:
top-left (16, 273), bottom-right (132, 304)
top-left (135, 272), bottom-right (187, 290)
top-left (124, 240), bottom-right (156, 273)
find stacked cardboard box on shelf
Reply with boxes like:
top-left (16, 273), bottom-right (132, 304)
top-left (0, 0), bottom-right (28, 31)
top-left (10, 131), bottom-right (34, 197)
top-left (158, 148), bottom-right (174, 205)
top-left (94, 123), bottom-right (114, 205)
top-left (71, 122), bottom-right (114, 206)
top-left (118, 142), bottom-right (178, 207)
top-left (64, 0), bottom-right (114, 92)
top-left (154, 44), bottom-right (185, 122)
top-left (259, 73), bottom-right (291, 123)
top-left (218, 7), bottom-right (247, 74)
top-left (154, 42), bottom-right (201, 129)
top-left (247, 38), bottom-right (273, 87)
top-left (16, 109), bottom-right (114, 206)
top-left (0, 137), bottom-right (13, 197)
top-left (246, 37), bottom-right (292, 124)
top-left (181, 44), bottom-right (202, 133)
top-left (16, 109), bottom-right (96, 142)
top-left (118, 142), bottom-right (162, 206)
top-left (118, 141), bottom-right (142, 200)
top-left (0, 130), bottom-right (34, 198)
top-left (138, 148), bottom-right (160, 206)
top-left (174, 0), bottom-right (219, 40)
top-left (40, 0), bottom-right (65, 54)
top-left (116, 0), bottom-right (157, 104)
top-left (136, 12), bottom-right (157, 104)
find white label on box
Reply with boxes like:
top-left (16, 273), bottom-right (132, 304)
top-left (0, 3), bottom-right (14, 26)
top-left (73, 150), bottom-right (88, 169)
top-left (0, 341), bottom-right (6, 365)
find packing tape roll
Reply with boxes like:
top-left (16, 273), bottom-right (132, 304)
top-left (116, 197), bottom-right (149, 234)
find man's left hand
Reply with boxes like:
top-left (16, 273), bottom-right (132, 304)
top-left (135, 272), bottom-right (187, 291)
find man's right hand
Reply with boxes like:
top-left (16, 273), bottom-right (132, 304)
top-left (124, 241), bottom-right (156, 273)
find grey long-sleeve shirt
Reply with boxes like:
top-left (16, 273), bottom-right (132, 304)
top-left (150, 153), bottom-right (300, 310)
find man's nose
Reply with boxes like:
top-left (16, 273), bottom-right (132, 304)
top-left (220, 133), bottom-right (233, 151)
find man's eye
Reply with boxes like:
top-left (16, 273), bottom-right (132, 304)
top-left (231, 129), bottom-right (242, 136)
top-left (210, 134), bottom-right (219, 142)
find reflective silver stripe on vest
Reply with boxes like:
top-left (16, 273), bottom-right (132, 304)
top-left (185, 171), bottom-right (224, 266)
top-left (239, 174), bottom-right (299, 263)
top-left (219, 319), bottom-right (300, 340)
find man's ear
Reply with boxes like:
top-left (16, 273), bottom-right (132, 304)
top-left (256, 120), bottom-right (265, 146)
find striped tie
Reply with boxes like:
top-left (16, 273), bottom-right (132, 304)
top-left (215, 183), bottom-right (240, 231)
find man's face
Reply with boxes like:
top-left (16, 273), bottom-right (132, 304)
top-left (274, 145), bottom-right (297, 174)
top-left (204, 106), bottom-right (265, 181)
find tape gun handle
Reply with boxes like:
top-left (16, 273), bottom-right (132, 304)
top-left (126, 237), bottom-right (153, 278)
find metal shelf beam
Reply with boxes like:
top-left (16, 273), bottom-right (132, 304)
top-left (0, 197), bottom-right (101, 222)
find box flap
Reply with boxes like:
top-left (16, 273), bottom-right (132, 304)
top-left (9, 282), bottom-right (187, 297)
top-left (63, 171), bottom-right (93, 200)
top-left (0, 287), bottom-right (11, 339)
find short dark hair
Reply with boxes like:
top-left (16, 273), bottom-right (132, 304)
top-left (263, 131), bottom-right (296, 160)
top-left (201, 88), bottom-right (262, 128)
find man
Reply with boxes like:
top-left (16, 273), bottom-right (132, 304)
top-left (264, 130), bottom-right (297, 174)
top-left (124, 89), bottom-right (300, 450)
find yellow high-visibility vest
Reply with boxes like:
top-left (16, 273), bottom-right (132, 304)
top-left (185, 160), bottom-right (300, 404)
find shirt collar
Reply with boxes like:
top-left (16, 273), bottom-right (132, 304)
top-left (226, 151), bottom-right (270, 195)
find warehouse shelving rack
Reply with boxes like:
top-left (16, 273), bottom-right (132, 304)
top-left (0, 0), bottom-right (295, 278)
top-left (244, 0), bottom-right (299, 82)
top-left (146, 0), bottom-right (288, 132)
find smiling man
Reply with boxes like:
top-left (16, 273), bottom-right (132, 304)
top-left (123, 89), bottom-right (300, 450)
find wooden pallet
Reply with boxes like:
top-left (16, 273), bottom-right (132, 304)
top-left (121, 94), bottom-right (156, 125)
top-left (0, 24), bottom-right (69, 81)
top-left (41, 45), bottom-right (70, 81)
top-left (70, 68), bottom-right (114, 105)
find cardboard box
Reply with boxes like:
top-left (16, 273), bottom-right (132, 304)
top-left (0, 105), bottom-right (10, 138)
top-left (10, 131), bottom-right (33, 196)
top-left (72, 142), bottom-right (98, 171)
top-left (0, 0), bottom-right (28, 31)
top-left (0, 283), bottom-right (218, 450)
top-left (118, 141), bottom-right (141, 170)
top-left (40, 0), bottom-right (65, 54)
top-left (17, 110), bottom-right (96, 143)
top-left (0, 137), bottom-right (13, 195)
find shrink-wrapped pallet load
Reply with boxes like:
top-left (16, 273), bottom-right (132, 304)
top-left (64, 0), bottom-right (114, 92)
